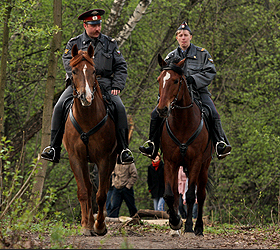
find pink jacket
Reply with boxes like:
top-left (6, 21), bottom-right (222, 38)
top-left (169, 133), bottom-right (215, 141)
top-left (178, 166), bottom-right (187, 195)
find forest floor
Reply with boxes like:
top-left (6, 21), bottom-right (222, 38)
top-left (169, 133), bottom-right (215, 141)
top-left (11, 216), bottom-right (280, 249)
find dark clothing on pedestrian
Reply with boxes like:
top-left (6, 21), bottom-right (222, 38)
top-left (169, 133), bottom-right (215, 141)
top-left (147, 160), bottom-right (165, 199)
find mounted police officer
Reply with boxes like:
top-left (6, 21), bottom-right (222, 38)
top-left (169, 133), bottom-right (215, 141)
top-left (41, 9), bottom-right (134, 164)
top-left (139, 21), bottom-right (231, 160)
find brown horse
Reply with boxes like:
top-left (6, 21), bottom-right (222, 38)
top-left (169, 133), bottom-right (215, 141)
top-left (157, 54), bottom-right (213, 236)
top-left (63, 44), bottom-right (117, 236)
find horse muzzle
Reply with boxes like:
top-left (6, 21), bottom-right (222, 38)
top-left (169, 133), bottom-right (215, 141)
top-left (157, 106), bottom-right (170, 118)
top-left (79, 92), bottom-right (93, 107)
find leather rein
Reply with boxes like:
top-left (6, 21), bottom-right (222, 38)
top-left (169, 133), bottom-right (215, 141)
top-left (161, 65), bottom-right (204, 158)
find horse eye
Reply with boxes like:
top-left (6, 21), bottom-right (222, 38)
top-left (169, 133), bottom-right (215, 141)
top-left (92, 70), bottom-right (96, 75)
top-left (72, 69), bottom-right (76, 75)
top-left (174, 79), bottom-right (179, 84)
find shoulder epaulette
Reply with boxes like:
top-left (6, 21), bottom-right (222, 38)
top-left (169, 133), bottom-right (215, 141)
top-left (201, 48), bottom-right (205, 51)
top-left (69, 35), bottom-right (79, 42)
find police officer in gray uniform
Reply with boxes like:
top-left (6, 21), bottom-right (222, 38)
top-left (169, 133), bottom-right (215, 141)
top-left (139, 21), bottom-right (231, 160)
top-left (41, 9), bottom-right (134, 164)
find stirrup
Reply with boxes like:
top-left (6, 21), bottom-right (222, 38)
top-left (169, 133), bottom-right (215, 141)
top-left (216, 141), bottom-right (231, 158)
top-left (120, 148), bottom-right (134, 165)
top-left (41, 146), bottom-right (56, 161)
top-left (139, 140), bottom-right (155, 158)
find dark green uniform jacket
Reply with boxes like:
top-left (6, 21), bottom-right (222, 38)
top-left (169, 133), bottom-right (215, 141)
top-left (62, 31), bottom-right (127, 92)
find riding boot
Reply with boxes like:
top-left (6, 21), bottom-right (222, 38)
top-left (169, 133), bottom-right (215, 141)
top-left (139, 116), bottom-right (164, 160)
top-left (116, 128), bottom-right (134, 165)
top-left (212, 119), bottom-right (232, 160)
top-left (41, 129), bottom-right (63, 163)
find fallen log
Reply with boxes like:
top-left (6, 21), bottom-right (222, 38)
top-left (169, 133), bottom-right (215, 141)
top-left (133, 209), bottom-right (169, 219)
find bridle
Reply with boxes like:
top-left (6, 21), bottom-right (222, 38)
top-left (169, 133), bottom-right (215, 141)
top-left (161, 64), bottom-right (194, 110)
top-left (71, 56), bottom-right (97, 103)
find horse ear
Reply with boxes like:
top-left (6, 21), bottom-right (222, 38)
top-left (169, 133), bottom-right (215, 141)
top-left (88, 44), bottom-right (94, 58)
top-left (158, 54), bottom-right (167, 67)
top-left (177, 58), bottom-right (186, 67)
top-left (72, 44), bottom-right (79, 57)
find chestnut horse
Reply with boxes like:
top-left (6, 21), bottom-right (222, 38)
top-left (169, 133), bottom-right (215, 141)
top-left (63, 44), bottom-right (117, 236)
top-left (157, 54), bottom-right (213, 236)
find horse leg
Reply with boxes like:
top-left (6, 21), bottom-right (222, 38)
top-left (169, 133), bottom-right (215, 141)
top-left (164, 183), bottom-right (182, 230)
top-left (93, 158), bottom-right (114, 236)
top-left (184, 183), bottom-right (196, 233)
top-left (194, 169), bottom-right (208, 236)
top-left (70, 159), bottom-right (95, 236)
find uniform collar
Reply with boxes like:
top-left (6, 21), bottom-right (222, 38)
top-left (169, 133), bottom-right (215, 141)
top-left (178, 43), bottom-right (197, 59)
top-left (82, 31), bottom-right (102, 47)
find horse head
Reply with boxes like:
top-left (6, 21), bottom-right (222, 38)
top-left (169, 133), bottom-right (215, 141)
top-left (70, 44), bottom-right (96, 107)
top-left (156, 54), bottom-right (186, 118)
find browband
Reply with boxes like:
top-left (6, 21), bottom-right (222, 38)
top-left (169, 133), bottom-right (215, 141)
top-left (161, 63), bottom-right (183, 75)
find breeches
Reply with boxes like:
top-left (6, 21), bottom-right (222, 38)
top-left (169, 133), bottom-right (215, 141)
top-left (200, 93), bottom-right (220, 120)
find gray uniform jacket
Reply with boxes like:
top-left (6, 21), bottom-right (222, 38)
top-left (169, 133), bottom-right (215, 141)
top-left (165, 43), bottom-right (216, 96)
top-left (62, 31), bottom-right (127, 92)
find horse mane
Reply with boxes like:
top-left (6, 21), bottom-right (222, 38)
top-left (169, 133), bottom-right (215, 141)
top-left (162, 56), bottom-right (184, 75)
top-left (70, 50), bottom-right (94, 67)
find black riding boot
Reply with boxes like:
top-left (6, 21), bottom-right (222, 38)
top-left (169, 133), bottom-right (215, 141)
top-left (117, 128), bottom-right (134, 165)
top-left (213, 119), bottom-right (232, 160)
top-left (139, 116), bottom-right (164, 160)
top-left (41, 129), bottom-right (63, 163)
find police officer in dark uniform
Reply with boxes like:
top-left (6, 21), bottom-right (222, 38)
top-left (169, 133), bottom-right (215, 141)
top-left (41, 9), bottom-right (134, 164)
top-left (139, 21), bottom-right (231, 160)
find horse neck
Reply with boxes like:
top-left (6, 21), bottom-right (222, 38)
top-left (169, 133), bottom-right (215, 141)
top-left (73, 95), bottom-right (106, 126)
top-left (172, 80), bottom-right (200, 124)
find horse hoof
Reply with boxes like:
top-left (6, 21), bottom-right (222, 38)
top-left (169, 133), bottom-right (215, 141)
top-left (169, 218), bottom-right (183, 230)
top-left (194, 229), bottom-right (204, 236)
top-left (94, 222), bottom-right (107, 236)
top-left (82, 228), bottom-right (97, 236)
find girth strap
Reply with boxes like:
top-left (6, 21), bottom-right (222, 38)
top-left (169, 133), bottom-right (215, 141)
top-left (69, 105), bottom-right (108, 162)
top-left (166, 114), bottom-right (204, 157)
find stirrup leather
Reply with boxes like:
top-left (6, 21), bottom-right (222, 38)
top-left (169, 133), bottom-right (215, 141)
top-left (215, 141), bottom-right (231, 158)
top-left (41, 146), bottom-right (56, 161)
top-left (120, 148), bottom-right (134, 165)
top-left (140, 140), bottom-right (155, 158)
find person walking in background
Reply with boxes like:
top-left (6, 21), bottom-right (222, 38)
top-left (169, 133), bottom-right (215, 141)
top-left (109, 160), bottom-right (138, 218)
top-left (183, 177), bottom-right (198, 219)
top-left (178, 166), bottom-right (187, 219)
top-left (147, 152), bottom-right (165, 211)
top-left (105, 174), bottom-right (114, 216)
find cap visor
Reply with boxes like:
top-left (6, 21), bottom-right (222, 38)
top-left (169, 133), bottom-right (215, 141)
top-left (85, 20), bottom-right (102, 25)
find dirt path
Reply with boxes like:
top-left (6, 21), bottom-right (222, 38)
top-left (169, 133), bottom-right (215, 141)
top-left (10, 218), bottom-right (280, 249)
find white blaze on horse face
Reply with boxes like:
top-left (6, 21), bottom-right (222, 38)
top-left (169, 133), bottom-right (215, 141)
top-left (163, 72), bottom-right (171, 88)
top-left (83, 64), bottom-right (92, 103)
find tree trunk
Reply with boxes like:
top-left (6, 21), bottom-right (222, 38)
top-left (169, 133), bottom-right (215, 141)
top-left (115, 0), bottom-right (153, 48)
top-left (0, 0), bottom-right (13, 207)
top-left (102, 0), bottom-right (127, 37)
top-left (32, 0), bottom-right (62, 199)
top-left (133, 209), bottom-right (169, 219)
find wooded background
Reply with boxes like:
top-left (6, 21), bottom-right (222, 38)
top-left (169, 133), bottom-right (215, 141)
top-left (0, 0), bottom-right (279, 225)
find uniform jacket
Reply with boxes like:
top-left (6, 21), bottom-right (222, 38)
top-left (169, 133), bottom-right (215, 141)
top-left (165, 43), bottom-right (216, 96)
top-left (112, 162), bottom-right (138, 189)
top-left (147, 161), bottom-right (165, 199)
top-left (62, 31), bottom-right (127, 92)
top-left (178, 166), bottom-right (187, 195)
